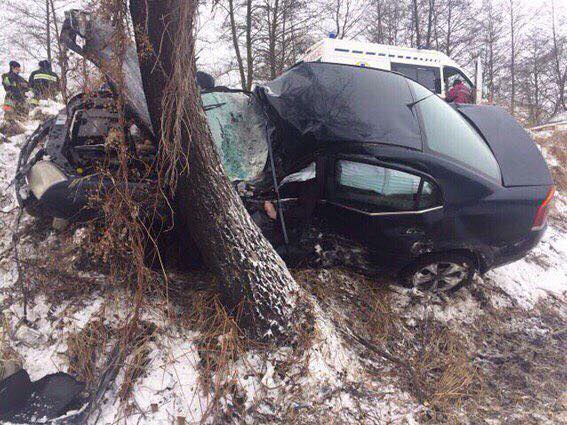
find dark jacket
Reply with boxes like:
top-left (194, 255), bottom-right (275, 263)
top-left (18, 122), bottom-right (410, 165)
top-left (2, 71), bottom-right (29, 105)
top-left (29, 67), bottom-right (59, 100)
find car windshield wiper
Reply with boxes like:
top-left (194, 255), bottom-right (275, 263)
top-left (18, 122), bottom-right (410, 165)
top-left (407, 94), bottom-right (434, 110)
top-left (203, 102), bottom-right (226, 111)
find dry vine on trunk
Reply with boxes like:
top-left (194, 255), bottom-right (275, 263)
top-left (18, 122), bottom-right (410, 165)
top-left (129, 0), bottom-right (309, 342)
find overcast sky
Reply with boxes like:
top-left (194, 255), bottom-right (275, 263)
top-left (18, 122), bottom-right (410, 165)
top-left (0, 0), bottom-right (564, 82)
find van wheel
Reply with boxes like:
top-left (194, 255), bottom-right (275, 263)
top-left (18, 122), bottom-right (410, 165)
top-left (400, 253), bottom-right (475, 294)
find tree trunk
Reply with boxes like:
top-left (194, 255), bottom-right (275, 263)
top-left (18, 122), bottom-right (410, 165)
top-left (50, 0), bottom-right (68, 102)
top-left (509, 0), bottom-right (516, 115)
top-left (130, 0), bottom-right (304, 342)
top-left (245, 0), bottom-right (254, 91)
top-left (46, 0), bottom-right (52, 63)
top-left (425, 0), bottom-right (434, 49)
top-left (412, 0), bottom-right (421, 48)
top-left (228, 0), bottom-right (247, 91)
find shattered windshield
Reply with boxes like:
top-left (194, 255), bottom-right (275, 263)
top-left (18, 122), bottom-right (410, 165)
top-left (202, 92), bottom-right (268, 182)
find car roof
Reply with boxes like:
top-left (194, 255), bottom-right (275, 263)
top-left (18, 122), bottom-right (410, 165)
top-left (258, 62), bottom-right (424, 172)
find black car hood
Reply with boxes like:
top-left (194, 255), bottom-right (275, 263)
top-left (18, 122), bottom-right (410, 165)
top-left (457, 104), bottom-right (553, 187)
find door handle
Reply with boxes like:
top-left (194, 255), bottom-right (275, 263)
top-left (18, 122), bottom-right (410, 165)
top-left (404, 227), bottom-right (425, 235)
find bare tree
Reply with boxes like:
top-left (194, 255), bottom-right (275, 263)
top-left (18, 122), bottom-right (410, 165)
top-left (222, 0), bottom-right (255, 90)
top-left (130, 0), bottom-right (307, 341)
top-left (506, 0), bottom-right (526, 115)
top-left (479, 0), bottom-right (506, 102)
top-left (550, 0), bottom-right (566, 114)
top-left (366, 0), bottom-right (406, 45)
top-left (519, 29), bottom-right (552, 125)
top-left (322, 0), bottom-right (367, 40)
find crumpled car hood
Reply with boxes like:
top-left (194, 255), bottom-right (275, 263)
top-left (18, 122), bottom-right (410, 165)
top-left (61, 10), bottom-right (153, 132)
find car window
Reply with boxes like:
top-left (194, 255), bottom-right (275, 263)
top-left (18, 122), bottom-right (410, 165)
top-left (335, 160), bottom-right (440, 212)
top-left (420, 181), bottom-right (440, 209)
top-left (443, 66), bottom-right (473, 92)
top-left (391, 63), bottom-right (441, 94)
top-left (414, 89), bottom-right (501, 181)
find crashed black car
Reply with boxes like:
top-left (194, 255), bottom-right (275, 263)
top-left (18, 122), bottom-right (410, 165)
top-left (15, 11), bottom-right (554, 293)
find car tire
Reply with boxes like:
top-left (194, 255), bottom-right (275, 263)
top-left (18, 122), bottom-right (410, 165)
top-left (399, 252), bottom-right (476, 294)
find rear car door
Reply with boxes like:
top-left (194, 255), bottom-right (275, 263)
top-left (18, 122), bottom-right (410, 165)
top-left (320, 155), bottom-right (443, 266)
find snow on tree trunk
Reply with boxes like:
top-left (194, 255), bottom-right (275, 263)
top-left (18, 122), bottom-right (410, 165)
top-left (130, 0), bottom-right (305, 341)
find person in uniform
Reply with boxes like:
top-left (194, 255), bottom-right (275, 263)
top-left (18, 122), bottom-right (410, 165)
top-left (29, 60), bottom-right (60, 104)
top-left (2, 61), bottom-right (30, 120)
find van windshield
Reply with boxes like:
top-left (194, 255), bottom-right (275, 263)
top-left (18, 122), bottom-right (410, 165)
top-left (409, 81), bottom-right (501, 181)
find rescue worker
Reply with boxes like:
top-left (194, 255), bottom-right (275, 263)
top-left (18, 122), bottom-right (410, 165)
top-left (29, 60), bottom-right (59, 103)
top-left (2, 61), bottom-right (30, 119)
top-left (446, 79), bottom-right (472, 104)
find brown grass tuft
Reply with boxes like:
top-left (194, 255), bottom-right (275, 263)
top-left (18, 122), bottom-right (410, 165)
top-left (67, 317), bottom-right (114, 386)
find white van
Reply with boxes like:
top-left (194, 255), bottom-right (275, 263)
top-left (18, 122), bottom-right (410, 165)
top-left (299, 38), bottom-right (482, 104)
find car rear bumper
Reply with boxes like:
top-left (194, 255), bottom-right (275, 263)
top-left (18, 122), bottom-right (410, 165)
top-left (485, 228), bottom-right (546, 271)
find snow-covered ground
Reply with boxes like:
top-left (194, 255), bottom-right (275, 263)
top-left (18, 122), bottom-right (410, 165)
top-left (0, 105), bottom-right (566, 424)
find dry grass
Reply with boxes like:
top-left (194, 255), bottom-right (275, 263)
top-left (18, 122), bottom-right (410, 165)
top-left (66, 316), bottom-right (113, 387)
top-left (0, 315), bottom-right (21, 379)
top-left (537, 130), bottom-right (567, 192)
top-left (295, 268), bottom-right (481, 421)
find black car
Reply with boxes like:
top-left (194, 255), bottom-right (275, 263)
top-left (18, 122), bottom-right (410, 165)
top-left (255, 63), bottom-right (554, 292)
top-left (15, 13), bottom-right (554, 294)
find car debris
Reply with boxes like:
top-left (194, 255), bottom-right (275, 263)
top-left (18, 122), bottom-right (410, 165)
top-left (0, 367), bottom-right (85, 423)
top-left (14, 11), bottom-right (554, 294)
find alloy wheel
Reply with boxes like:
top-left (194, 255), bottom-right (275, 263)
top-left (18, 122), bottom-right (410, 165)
top-left (411, 261), bottom-right (470, 292)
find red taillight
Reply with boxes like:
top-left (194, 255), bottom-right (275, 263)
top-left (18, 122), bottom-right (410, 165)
top-left (532, 186), bottom-right (555, 231)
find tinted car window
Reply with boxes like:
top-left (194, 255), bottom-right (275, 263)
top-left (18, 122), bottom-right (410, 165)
top-left (335, 160), bottom-right (439, 211)
top-left (420, 181), bottom-right (441, 209)
top-left (414, 88), bottom-right (501, 181)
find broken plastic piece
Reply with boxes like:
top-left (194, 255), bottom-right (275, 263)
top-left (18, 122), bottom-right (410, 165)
top-left (0, 369), bottom-right (85, 423)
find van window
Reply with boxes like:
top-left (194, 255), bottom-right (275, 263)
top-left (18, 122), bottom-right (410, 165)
top-left (413, 86), bottom-right (501, 181)
top-left (391, 63), bottom-right (441, 93)
top-left (443, 66), bottom-right (473, 93)
top-left (335, 160), bottom-right (440, 212)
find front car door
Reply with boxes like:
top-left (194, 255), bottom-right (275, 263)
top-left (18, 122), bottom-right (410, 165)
top-left (319, 154), bottom-right (443, 269)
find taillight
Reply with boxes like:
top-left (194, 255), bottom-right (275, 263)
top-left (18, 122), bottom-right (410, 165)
top-left (532, 186), bottom-right (555, 231)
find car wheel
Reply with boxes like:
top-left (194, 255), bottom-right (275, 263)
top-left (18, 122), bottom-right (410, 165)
top-left (400, 253), bottom-right (475, 294)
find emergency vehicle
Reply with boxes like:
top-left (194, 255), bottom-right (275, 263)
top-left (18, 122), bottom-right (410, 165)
top-left (299, 38), bottom-right (483, 104)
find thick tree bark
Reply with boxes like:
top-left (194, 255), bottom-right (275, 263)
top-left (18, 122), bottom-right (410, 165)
top-left (130, 0), bottom-right (304, 341)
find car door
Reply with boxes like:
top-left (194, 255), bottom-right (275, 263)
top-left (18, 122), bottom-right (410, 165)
top-left (319, 155), bottom-right (444, 266)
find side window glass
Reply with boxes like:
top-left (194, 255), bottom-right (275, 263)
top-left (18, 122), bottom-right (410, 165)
top-left (391, 63), bottom-right (418, 82)
top-left (419, 181), bottom-right (440, 209)
top-left (392, 63), bottom-right (441, 93)
top-left (417, 68), bottom-right (440, 93)
top-left (335, 160), bottom-right (438, 212)
top-left (444, 66), bottom-right (473, 92)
